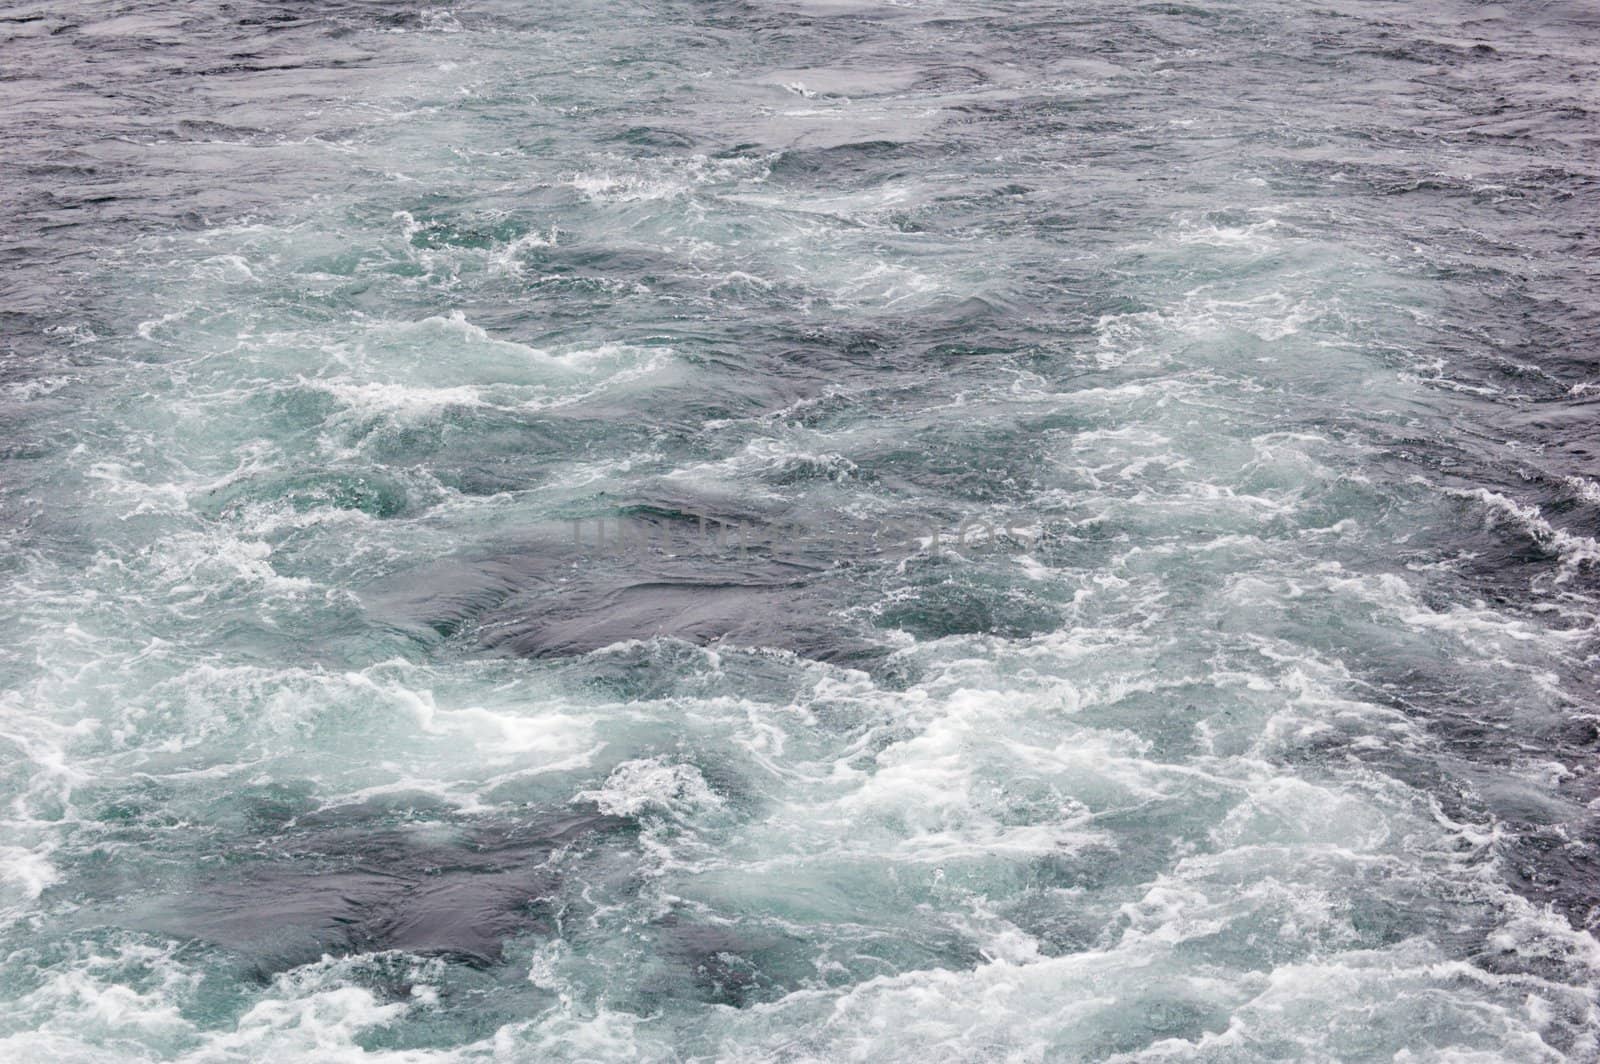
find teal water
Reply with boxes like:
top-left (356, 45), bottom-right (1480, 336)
top-left (3, 1), bottom-right (1600, 1060)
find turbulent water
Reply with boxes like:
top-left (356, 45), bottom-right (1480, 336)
top-left (3, 0), bottom-right (1600, 1059)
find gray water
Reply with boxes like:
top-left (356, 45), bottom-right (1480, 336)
top-left (3, 1), bottom-right (1600, 1060)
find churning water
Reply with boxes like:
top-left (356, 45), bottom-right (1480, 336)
top-left (3, 1), bottom-right (1600, 1060)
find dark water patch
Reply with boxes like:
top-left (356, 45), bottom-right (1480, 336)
top-left (196, 468), bottom-right (413, 520)
top-left (77, 807), bottom-right (633, 977)
top-left (363, 503), bottom-right (889, 663)
top-left (609, 125), bottom-right (698, 150)
top-left (766, 139), bottom-right (932, 186)
top-left (872, 566), bottom-right (1062, 641)
top-left (364, 555), bottom-right (534, 644)
top-left (482, 575), bottom-right (875, 664)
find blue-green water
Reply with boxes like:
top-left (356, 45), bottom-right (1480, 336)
top-left (3, 1), bottom-right (1599, 1060)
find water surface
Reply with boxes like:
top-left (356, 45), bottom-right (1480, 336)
top-left (2, 1), bottom-right (1599, 1059)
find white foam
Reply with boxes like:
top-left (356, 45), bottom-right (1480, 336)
top-left (577, 757), bottom-right (723, 819)
top-left (1451, 485), bottom-right (1600, 581)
